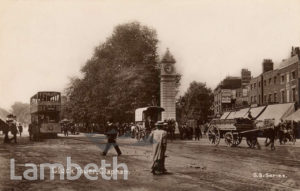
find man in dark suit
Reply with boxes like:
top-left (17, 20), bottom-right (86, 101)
top-left (102, 119), bottom-right (122, 156)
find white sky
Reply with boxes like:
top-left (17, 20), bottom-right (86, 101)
top-left (0, 0), bottom-right (300, 109)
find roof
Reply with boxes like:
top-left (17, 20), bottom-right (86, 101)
top-left (161, 49), bottom-right (176, 63)
top-left (135, 106), bottom-right (165, 122)
top-left (31, 91), bottom-right (61, 99)
top-left (278, 55), bottom-right (299, 70)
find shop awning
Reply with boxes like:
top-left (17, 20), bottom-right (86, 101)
top-left (284, 109), bottom-right (300, 121)
top-left (248, 106), bottom-right (266, 119)
top-left (226, 111), bottom-right (237, 119)
top-left (234, 108), bottom-right (250, 118)
top-left (220, 112), bottom-right (230, 119)
top-left (256, 103), bottom-right (295, 126)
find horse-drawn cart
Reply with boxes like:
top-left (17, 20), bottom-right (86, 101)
top-left (207, 118), bottom-right (274, 148)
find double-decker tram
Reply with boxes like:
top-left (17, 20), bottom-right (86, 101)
top-left (30, 91), bottom-right (61, 138)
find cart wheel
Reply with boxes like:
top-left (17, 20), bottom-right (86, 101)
top-left (207, 125), bottom-right (220, 146)
top-left (234, 135), bottom-right (242, 146)
top-left (246, 137), bottom-right (257, 148)
top-left (224, 132), bottom-right (234, 147)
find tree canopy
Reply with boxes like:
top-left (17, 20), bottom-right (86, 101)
top-left (65, 22), bottom-right (161, 123)
top-left (176, 81), bottom-right (213, 124)
top-left (11, 102), bottom-right (31, 124)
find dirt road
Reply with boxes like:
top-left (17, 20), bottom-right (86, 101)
top-left (0, 133), bottom-right (299, 191)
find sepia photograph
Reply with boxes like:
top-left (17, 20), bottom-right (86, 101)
top-left (0, 0), bottom-right (300, 190)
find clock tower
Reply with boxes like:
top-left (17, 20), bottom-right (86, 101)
top-left (160, 49), bottom-right (177, 121)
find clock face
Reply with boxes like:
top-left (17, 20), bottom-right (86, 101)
top-left (164, 64), bottom-right (174, 74)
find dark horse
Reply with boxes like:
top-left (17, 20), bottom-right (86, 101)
top-left (263, 125), bottom-right (281, 150)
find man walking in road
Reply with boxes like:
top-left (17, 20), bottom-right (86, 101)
top-left (18, 123), bottom-right (23, 136)
top-left (9, 121), bottom-right (18, 143)
top-left (3, 121), bottom-right (10, 143)
top-left (195, 125), bottom-right (201, 141)
top-left (102, 119), bottom-right (122, 156)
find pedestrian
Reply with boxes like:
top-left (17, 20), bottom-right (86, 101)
top-left (3, 121), bottom-right (10, 143)
top-left (63, 124), bottom-right (68, 136)
top-left (18, 123), bottom-right (23, 136)
top-left (170, 119), bottom-right (175, 141)
top-left (28, 123), bottom-right (33, 141)
top-left (102, 119), bottom-right (122, 156)
top-left (9, 121), bottom-right (18, 143)
top-left (195, 125), bottom-right (201, 141)
top-left (33, 121), bottom-right (40, 141)
top-left (149, 121), bottom-right (168, 174)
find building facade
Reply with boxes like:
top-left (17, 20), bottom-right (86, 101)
top-left (248, 47), bottom-right (300, 106)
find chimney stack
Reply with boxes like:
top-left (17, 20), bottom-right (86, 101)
top-left (262, 59), bottom-right (273, 73)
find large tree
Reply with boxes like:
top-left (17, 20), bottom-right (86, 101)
top-left (65, 22), bottom-right (161, 123)
top-left (11, 102), bottom-right (31, 124)
top-left (177, 81), bottom-right (213, 124)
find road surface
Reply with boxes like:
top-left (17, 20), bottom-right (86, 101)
top-left (0, 132), bottom-right (299, 191)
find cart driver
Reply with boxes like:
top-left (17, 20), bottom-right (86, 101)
top-left (247, 111), bottom-right (254, 120)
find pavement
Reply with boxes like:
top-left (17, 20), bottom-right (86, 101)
top-left (0, 131), bottom-right (299, 191)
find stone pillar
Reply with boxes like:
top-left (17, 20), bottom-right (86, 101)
top-left (160, 49), bottom-right (177, 121)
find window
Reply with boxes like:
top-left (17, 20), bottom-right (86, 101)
top-left (258, 96), bottom-right (261, 104)
top-left (264, 80), bottom-right (266, 86)
top-left (281, 91), bottom-right (285, 103)
top-left (269, 78), bottom-right (272, 85)
top-left (258, 81), bottom-right (261, 87)
top-left (292, 71), bottom-right (296, 80)
top-left (268, 94), bottom-right (272, 103)
top-left (274, 93), bottom-right (277, 103)
top-left (254, 83), bottom-right (256, 88)
top-left (292, 88), bottom-right (296, 102)
top-left (251, 84), bottom-right (253, 90)
top-left (274, 76), bottom-right (277, 84)
top-left (254, 96), bottom-right (257, 103)
top-left (264, 95), bottom-right (267, 103)
top-left (251, 96), bottom-right (253, 103)
top-left (281, 75), bottom-right (285, 84)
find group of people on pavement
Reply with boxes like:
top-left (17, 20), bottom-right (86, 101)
top-left (1, 118), bottom-right (23, 144)
top-left (179, 123), bottom-right (205, 141)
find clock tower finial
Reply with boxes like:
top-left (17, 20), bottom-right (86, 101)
top-left (162, 48), bottom-right (176, 64)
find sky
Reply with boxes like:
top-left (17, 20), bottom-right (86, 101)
top-left (0, 0), bottom-right (300, 110)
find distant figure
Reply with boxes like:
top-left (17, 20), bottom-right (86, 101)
top-left (28, 123), bottom-right (33, 141)
top-left (3, 122), bottom-right (10, 143)
top-left (248, 111), bottom-right (254, 120)
top-left (195, 125), bottom-right (201, 141)
top-left (102, 119), bottom-right (122, 156)
top-left (63, 124), bottom-right (68, 136)
top-left (149, 121), bottom-right (168, 174)
top-left (9, 122), bottom-right (18, 143)
top-left (18, 123), bottom-right (23, 136)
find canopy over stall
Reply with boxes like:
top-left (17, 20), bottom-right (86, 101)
top-left (284, 109), bottom-right (300, 121)
top-left (220, 112), bottom-right (230, 119)
top-left (226, 111), bottom-right (237, 119)
top-left (256, 103), bottom-right (295, 126)
top-left (234, 108), bottom-right (250, 118)
top-left (248, 106), bottom-right (267, 119)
